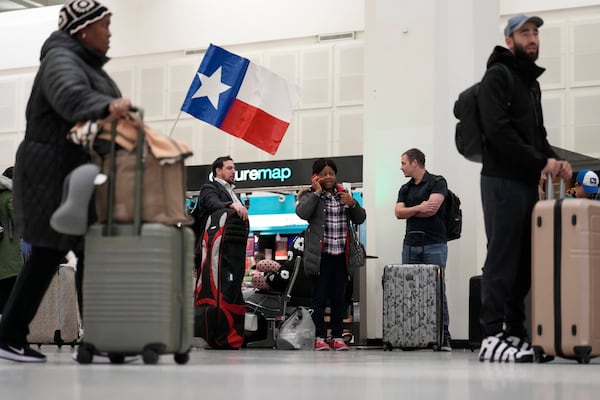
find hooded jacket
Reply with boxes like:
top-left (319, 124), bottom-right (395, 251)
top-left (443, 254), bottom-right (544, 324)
top-left (295, 187), bottom-right (366, 277)
top-left (0, 175), bottom-right (22, 281)
top-left (13, 30), bottom-right (121, 250)
top-left (478, 46), bottom-right (558, 185)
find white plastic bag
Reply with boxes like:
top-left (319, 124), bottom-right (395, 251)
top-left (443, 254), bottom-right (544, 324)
top-left (276, 307), bottom-right (315, 350)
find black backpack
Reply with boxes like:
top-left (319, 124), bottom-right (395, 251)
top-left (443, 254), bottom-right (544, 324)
top-left (429, 177), bottom-right (462, 242)
top-left (444, 189), bottom-right (462, 241)
top-left (454, 63), bottom-right (513, 162)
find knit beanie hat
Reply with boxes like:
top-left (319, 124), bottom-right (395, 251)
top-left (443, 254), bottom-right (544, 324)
top-left (58, 0), bottom-right (111, 36)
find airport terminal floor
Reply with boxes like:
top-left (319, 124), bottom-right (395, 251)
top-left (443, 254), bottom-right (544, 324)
top-left (1, 346), bottom-right (598, 400)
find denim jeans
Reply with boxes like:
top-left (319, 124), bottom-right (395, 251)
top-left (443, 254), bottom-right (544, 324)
top-left (402, 242), bottom-right (450, 338)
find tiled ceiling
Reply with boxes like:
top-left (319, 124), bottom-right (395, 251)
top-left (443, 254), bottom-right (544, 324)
top-left (0, 0), bottom-right (64, 13)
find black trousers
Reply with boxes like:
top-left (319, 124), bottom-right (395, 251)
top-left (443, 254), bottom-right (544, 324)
top-left (480, 175), bottom-right (538, 337)
top-left (311, 253), bottom-right (347, 338)
top-left (0, 276), bottom-right (18, 314)
top-left (0, 246), bottom-right (84, 346)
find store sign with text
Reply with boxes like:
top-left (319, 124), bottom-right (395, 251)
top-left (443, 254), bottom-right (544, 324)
top-left (187, 155), bottom-right (362, 190)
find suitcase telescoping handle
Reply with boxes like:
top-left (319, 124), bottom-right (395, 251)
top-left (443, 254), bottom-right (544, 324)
top-left (544, 173), bottom-right (566, 201)
top-left (105, 107), bottom-right (145, 237)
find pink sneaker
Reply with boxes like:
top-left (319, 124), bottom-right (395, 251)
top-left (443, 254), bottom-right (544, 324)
top-left (315, 337), bottom-right (331, 351)
top-left (329, 337), bottom-right (349, 351)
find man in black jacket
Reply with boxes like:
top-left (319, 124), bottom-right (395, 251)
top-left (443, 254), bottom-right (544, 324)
top-left (193, 155), bottom-right (248, 231)
top-left (191, 156), bottom-right (248, 267)
top-left (477, 13), bottom-right (572, 362)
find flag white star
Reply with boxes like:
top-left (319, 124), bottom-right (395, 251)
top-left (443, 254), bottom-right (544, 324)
top-left (191, 66), bottom-right (231, 109)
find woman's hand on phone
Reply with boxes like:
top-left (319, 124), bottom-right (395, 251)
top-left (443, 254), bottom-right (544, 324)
top-left (311, 173), bottom-right (322, 193)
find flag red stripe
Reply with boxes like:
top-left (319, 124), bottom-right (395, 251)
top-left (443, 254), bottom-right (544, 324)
top-left (220, 99), bottom-right (289, 155)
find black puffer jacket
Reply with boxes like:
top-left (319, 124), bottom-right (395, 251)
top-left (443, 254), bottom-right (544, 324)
top-left (478, 46), bottom-right (558, 185)
top-left (13, 30), bottom-right (121, 251)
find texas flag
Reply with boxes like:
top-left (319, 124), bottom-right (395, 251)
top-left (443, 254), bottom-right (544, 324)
top-left (181, 44), bottom-right (301, 155)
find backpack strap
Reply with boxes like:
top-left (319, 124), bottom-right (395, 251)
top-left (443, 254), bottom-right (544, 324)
top-left (427, 175), bottom-right (446, 196)
top-left (489, 63), bottom-right (514, 103)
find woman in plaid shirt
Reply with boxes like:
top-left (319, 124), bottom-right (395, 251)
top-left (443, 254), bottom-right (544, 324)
top-left (296, 159), bottom-right (366, 351)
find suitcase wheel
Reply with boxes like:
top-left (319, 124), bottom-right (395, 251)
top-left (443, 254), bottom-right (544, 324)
top-left (533, 346), bottom-right (554, 363)
top-left (574, 346), bottom-right (592, 364)
top-left (53, 330), bottom-right (64, 348)
top-left (142, 348), bottom-right (160, 365)
top-left (383, 342), bottom-right (393, 351)
top-left (142, 343), bottom-right (166, 365)
top-left (76, 342), bottom-right (95, 364)
top-left (174, 352), bottom-right (190, 365)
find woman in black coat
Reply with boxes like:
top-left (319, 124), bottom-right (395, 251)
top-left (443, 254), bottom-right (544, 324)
top-left (0, 0), bottom-right (131, 363)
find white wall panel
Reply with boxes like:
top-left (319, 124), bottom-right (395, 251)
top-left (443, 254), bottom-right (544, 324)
top-left (541, 91), bottom-right (565, 147)
top-left (570, 19), bottom-right (600, 86)
top-left (230, 135), bottom-right (264, 164)
top-left (0, 134), bottom-right (20, 172)
top-left (335, 43), bottom-right (364, 106)
top-left (568, 87), bottom-right (600, 156)
top-left (167, 119), bottom-right (203, 166)
top-left (136, 65), bottom-right (166, 121)
top-left (167, 59), bottom-right (197, 120)
top-left (0, 78), bottom-right (18, 133)
top-left (198, 123), bottom-right (231, 165)
top-left (299, 46), bottom-right (333, 109)
top-left (264, 50), bottom-right (300, 86)
top-left (17, 74), bottom-right (34, 132)
top-left (333, 107), bottom-right (363, 156)
top-left (538, 23), bottom-right (565, 89)
top-left (104, 67), bottom-right (135, 101)
top-left (297, 109), bottom-right (332, 158)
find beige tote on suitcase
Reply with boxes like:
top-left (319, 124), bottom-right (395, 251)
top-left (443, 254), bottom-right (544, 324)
top-left (531, 196), bottom-right (600, 363)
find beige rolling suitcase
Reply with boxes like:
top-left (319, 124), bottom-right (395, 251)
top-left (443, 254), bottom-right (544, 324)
top-left (27, 262), bottom-right (80, 347)
top-left (531, 178), bottom-right (600, 363)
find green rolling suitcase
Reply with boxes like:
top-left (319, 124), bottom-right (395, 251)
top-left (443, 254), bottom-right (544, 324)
top-left (76, 111), bottom-right (193, 365)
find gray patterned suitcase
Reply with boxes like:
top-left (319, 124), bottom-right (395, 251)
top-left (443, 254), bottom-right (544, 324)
top-left (382, 264), bottom-right (443, 350)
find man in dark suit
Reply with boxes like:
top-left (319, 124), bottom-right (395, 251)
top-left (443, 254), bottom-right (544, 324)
top-left (191, 156), bottom-right (249, 267)
top-left (195, 155), bottom-right (248, 228)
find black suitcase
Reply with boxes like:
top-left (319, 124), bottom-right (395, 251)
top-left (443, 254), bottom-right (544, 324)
top-left (468, 275), bottom-right (482, 349)
top-left (194, 208), bottom-right (249, 349)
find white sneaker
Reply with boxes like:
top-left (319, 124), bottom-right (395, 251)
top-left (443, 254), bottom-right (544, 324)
top-left (478, 333), bottom-right (534, 363)
top-left (505, 335), bottom-right (533, 353)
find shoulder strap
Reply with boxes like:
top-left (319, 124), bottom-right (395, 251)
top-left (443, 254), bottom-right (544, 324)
top-left (491, 63), bottom-right (514, 100)
top-left (426, 175), bottom-right (445, 194)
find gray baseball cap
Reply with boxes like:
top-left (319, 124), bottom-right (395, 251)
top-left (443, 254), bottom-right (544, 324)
top-left (504, 13), bottom-right (544, 37)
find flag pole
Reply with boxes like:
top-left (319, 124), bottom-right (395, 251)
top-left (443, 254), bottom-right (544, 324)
top-left (168, 111), bottom-right (183, 137)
